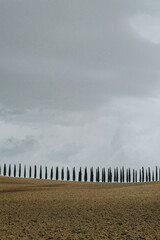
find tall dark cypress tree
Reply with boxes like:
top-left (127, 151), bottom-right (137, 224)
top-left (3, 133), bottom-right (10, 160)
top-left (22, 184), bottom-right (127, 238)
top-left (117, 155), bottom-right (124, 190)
top-left (146, 169), bottom-right (148, 182)
top-left (98, 167), bottom-right (100, 182)
top-left (90, 167), bottom-right (94, 182)
top-left (102, 168), bottom-right (106, 182)
top-left (14, 164), bottom-right (16, 177)
top-left (29, 165), bottom-right (32, 178)
top-left (8, 164), bottom-right (11, 177)
top-left (122, 166), bottom-right (125, 183)
top-left (34, 165), bottom-right (37, 179)
top-left (104, 168), bottom-right (106, 182)
top-left (24, 165), bottom-right (26, 178)
top-left (110, 168), bottom-right (112, 183)
top-left (120, 169), bottom-right (122, 183)
top-left (84, 167), bottom-right (87, 182)
top-left (142, 167), bottom-right (144, 182)
top-left (39, 165), bottom-right (42, 179)
top-left (61, 167), bottom-right (64, 181)
top-left (19, 163), bottom-right (21, 178)
top-left (148, 167), bottom-right (151, 182)
top-left (78, 167), bottom-right (82, 181)
top-left (50, 167), bottom-right (53, 180)
top-left (159, 168), bottom-right (160, 181)
top-left (102, 168), bottom-right (104, 182)
top-left (0, 164), bottom-right (1, 176)
top-left (126, 169), bottom-right (128, 183)
top-left (108, 168), bottom-right (110, 183)
top-left (56, 166), bottom-right (59, 180)
top-left (128, 168), bottom-right (131, 183)
top-left (152, 170), bottom-right (154, 182)
top-left (156, 166), bottom-right (158, 182)
top-left (96, 167), bottom-right (100, 182)
top-left (45, 166), bottom-right (47, 179)
top-left (67, 167), bottom-right (70, 181)
top-left (3, 163), bottom-right (6, 176)
top-left (133, 169), bottom-right (135, 183)
top-left (72, 167), bottom-right (76, 181)
top-left (139, 169), bottom-right (141, 182)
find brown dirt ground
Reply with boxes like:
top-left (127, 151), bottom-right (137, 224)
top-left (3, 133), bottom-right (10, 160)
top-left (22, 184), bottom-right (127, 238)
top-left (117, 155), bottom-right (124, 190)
top-left (0, 177), bottom-right (160, 240)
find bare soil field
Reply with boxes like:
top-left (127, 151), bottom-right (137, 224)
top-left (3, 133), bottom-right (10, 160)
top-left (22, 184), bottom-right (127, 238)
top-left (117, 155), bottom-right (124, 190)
top-left (0, 176), bottom-right (160, 240)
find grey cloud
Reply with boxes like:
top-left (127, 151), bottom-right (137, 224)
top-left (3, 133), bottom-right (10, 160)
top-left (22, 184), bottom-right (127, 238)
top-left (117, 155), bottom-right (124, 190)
top-left (0, 136), bottom-right (37, 159)
top-left (47, 144), bottom-right (84, 165)
top-left (0, 106), bottom-right (23, 119)
top-left (0, 0), bottom-right (160, 111)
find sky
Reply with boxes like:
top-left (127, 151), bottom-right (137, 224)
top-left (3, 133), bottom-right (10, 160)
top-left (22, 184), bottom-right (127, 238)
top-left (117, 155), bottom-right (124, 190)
top-left (1, 0), bottom-right (160, 173)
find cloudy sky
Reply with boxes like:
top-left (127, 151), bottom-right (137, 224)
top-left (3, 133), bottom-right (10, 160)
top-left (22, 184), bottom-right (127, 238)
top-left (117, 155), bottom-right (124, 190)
top-left (1, 0), bottom-right (160, 172)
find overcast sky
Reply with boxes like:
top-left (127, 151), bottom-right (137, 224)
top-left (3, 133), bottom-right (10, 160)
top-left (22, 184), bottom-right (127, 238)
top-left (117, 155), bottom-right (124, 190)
top-left (1, 0), bottom-right (160, 172)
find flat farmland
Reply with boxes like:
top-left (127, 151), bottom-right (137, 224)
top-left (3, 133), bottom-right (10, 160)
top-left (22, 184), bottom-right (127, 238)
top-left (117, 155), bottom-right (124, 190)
top-left (0, 176), bottom-right (160, 240)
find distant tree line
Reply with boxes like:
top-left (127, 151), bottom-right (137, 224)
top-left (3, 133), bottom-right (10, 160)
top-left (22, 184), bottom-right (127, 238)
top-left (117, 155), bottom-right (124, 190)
top-left (0, 164), bottom-right (160, 183)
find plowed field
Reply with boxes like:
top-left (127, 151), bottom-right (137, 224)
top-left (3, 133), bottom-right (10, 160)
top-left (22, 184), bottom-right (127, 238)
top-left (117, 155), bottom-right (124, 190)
top-left (0, 176), bottom-right (160, 239)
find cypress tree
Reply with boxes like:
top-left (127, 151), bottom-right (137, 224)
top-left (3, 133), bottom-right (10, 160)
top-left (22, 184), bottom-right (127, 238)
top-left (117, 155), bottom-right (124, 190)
top-left (133, 169), bottom-right (135, 183)
top-left (19, 163), bottom-right (21, 178)
top-left (34, 165), bottom-right (37, 179)
top-left (24, 165), bottom-right (26, 178)
top-left (78, 167), bottom-right (82, 181)
top-left (156, 166), bottom-right (158, 182)
top-left (122, 166), bottom-right (125, 183)
top-left (148, 167), bottom-right (151, 182)
top-left (50, 167), bottom-right (53, 180)
top-left (102, 168), bottom-right (104, 182)
top-left (139, 169), bottom-right (141, 182)
top-left (126, 169), bottom-right (128, 183)
top-left (96, 167), bottom-right (100, 182)
top-left (90, 167), bottom-right (94, 182)
top-left (14, 164), bottom-right (16, 177)
top-left (102, 168), bottom-right (106, 182)
top-left (39, 165), bottom-right (42, 179)
top-left (3, 164), bottom-right (6, 176)
top-left (142, 167), bottom-right (144, 182)
top-left (8, 164), bottom-right (11, 177)
top-left (108, 168), bottom-right (110, 182)
top-left (67, 167), bottom-right (70, 181)
top-left (56, 166), bottom-right (59, 180)
top-left (84, 167), bottom-right (87, 182)
top-left (72, 167), bottom-right (76, 181)
top-left (146, 169), bottom-right (148, 182)
top-left (152, 170), bottom-right (154, 182)
top-left (104, 168), bottom-right (106, 182)
top-left (45, 166), bottom-right (47, 179)
top-left (61, 167), bottom-right (64, 181)
top-left (128, 168), bottom-right (131, 183)
top-left (98, 167), bottom-right (100, 182)
top-left (29, 166), bottom-right (32, 178)
top-left (120, 169), bottom-right (122, 183)
top-left (108, 167), bottom-right (111, 183)
top-left (110, 168), bottom-right (112, 183)
top-left (0, 164), bottom-right (1, 176)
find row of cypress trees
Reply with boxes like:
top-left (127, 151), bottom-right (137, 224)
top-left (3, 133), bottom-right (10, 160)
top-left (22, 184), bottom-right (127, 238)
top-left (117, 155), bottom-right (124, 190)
top-left (0, 164), bottom-right (160, 183)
